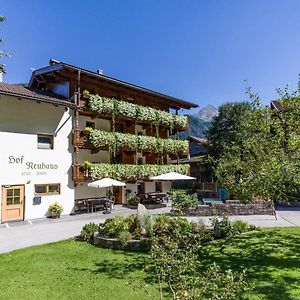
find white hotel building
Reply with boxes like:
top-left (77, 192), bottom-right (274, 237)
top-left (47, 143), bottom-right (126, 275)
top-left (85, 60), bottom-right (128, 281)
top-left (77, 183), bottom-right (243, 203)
top-left (0, 60), bottom-right (197, 223)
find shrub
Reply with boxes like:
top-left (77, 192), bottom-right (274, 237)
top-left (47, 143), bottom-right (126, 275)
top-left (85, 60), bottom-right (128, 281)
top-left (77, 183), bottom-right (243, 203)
top-left (232, 219), bottom-right (249, 234)
top-left (127, 193), bottom-right (140, 206)
top-left (150, 217), bottom-right (251, 299)
top-left (153, 215), bottom-right (193, 236)
top-left (211, 216), bottom-right (234, 239)
top-left (80, 222), bottom-right (99, 243)
top-left (173, 192), bottom-right (199, 209)
top-left (100, 215), bottom-right (138, 239)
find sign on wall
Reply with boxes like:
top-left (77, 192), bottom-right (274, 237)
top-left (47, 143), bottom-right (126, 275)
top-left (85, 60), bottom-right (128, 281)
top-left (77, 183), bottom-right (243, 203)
top-left (8, 155), bottom-right (59, 176)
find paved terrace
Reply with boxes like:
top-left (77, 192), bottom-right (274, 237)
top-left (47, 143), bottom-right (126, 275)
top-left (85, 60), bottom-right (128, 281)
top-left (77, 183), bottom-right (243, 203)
top-left (0, 206), bottom-right (299, 254)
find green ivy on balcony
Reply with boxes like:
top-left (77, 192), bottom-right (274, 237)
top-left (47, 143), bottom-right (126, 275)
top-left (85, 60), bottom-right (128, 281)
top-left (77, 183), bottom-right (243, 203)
top-left (87, 128), bottom-right (189, 155)
top-left (84, 91), bottom-right (188, 130)
top-left (83, 161), bottom-right (190, 180)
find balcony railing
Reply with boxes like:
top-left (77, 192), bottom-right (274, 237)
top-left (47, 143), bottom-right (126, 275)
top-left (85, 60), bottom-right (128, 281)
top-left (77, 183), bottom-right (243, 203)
top-left (82, 91), bottom-right (188, 131)
top-left (73, 129), bottom-right (189, 156)
top-left (72, 162), bottom-right (190, 184)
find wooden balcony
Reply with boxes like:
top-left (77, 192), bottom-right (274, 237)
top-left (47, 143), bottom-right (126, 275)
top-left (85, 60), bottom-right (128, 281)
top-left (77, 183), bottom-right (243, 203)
top-left (72, 164), bottom-right (87, 184)
top-left (72, 129), bottom-right (189, 156)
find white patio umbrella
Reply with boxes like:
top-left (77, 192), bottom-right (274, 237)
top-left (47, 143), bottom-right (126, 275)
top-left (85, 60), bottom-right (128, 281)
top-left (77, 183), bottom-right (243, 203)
top-left (88, 178), bottom-right (126, 188)
top-left (150, 172), bottom-right (196, 200)
top-left (150, 172), bottom-right (196, 181)
top-left (88, 178), bottom-right (126, 210)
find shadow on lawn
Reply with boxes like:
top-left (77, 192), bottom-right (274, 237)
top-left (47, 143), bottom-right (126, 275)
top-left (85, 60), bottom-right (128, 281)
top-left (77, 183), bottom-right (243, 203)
top-left (198, 229), bottom-right (300, 300)
top-left (70, 249), bottom-right (158, 285)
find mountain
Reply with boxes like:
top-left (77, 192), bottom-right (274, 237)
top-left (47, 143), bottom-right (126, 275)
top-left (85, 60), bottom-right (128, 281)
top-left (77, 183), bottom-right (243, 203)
top-left (196, 104), bottom-right (218, 122)
top-left (179, 105), bottom-right (218, 140)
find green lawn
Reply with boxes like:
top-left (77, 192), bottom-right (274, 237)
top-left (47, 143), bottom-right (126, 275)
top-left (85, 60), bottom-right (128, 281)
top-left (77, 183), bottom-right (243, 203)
top-left (0, 227), bottom-right (299, 300)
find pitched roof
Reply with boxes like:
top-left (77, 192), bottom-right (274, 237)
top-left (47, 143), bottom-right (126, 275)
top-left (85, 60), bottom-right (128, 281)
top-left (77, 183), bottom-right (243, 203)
top-left (188, 136), bottom-right (208, 144)
top-left (0, 82), bottom-right (76, 108)
top-left (270, 100), bottom-right (281, 111)
top-left (29, 60), bottom-right (199, 110)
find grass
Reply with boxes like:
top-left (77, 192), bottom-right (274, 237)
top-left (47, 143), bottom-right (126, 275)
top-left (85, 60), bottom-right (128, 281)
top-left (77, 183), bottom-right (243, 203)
top-left (0, 240), bottom-right (158, 300)
top-left (199, 227), bottom-right (300, 300)
top-left (0, 227), bottom-right (299, 299)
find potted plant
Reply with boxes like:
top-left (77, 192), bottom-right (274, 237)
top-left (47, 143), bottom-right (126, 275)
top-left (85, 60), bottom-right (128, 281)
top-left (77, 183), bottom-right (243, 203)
top-left (48, 202), bottom-right (63, 218)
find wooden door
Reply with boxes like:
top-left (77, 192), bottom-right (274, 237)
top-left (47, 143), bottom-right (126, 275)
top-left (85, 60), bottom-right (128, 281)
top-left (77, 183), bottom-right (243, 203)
top-left (1, 185), bottom-right (25, 222)
top-left (113, 186), bottom-right (123, 204)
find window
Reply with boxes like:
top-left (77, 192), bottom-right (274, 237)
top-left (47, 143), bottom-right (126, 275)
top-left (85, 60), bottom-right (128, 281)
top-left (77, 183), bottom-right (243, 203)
top-left (112, 153), bottom-right (122, 164)
top-left (35, 184), bottom-right (60, 195)
top-left (115, 124), bottom-right (124, 133)
top-left (155, 182), bottom-right (162, 192)
top-left (37, 134), bottom-right (54, 149)
top-left (6, 188), bottom-right (21, 205)
top-left (86, 121), bottom-right (95, 129)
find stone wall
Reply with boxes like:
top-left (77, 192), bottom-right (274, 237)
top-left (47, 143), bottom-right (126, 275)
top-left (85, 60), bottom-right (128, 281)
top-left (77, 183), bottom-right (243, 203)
top-left (172, 202), bottom-right (273, 216)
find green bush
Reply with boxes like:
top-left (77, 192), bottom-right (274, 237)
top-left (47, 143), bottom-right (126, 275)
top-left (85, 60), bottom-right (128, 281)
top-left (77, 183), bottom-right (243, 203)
top-left (127, 193), bottom-right (140, 206)
top-left (173, 192), bottom-right (199, 209)
top-left (153, 215), bottom-right (193, 236)
top-left (211, 216), bottom-right (234, 239)
top-left (100, 215), bottom-right (138, 239)
top-left (232, 219), bottom-right (249, 234)
top-left (80, 222), bottom-right (99, 243)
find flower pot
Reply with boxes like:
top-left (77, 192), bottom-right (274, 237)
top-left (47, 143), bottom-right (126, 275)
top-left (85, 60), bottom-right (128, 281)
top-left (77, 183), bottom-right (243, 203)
top-left (51, 211), bottom-right (60, 219)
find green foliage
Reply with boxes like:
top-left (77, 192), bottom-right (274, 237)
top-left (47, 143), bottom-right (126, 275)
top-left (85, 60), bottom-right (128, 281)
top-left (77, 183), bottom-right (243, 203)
top-left (153, 215), bottom-right (193, 236)
top-left (100, 215), bottom-right (138, 240)
top-left (172, 191), bottom-right (199, 209)
top-left (206, 102), bottom-right (253, 158)
top-left (232, 219), bottom-right (249, 234)
top-left (83, 161), bottom-right (190, 180)
top-left (208, 85), bottom-right (300, 202)
top-left (88, 128), bottom-right (188, 155)
top-left (0, 16), bottom-right (10, 74)
top-left (127, 193), bottom-right (140, 206)
top-left (86, 91), bottom-right (188, 130)
top-left (211, 216), bottom-right (235, 239)
top-left (150, 217), bottom-right (250, 300)
top-left (47, 202), bottom-right (63, 215)
top-left (80, 222), bottom-right (99, 243)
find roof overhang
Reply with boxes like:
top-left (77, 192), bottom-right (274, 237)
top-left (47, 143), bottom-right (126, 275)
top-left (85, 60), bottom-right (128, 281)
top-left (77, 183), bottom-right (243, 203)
top-left (29, 61), bottom-right (199, 110)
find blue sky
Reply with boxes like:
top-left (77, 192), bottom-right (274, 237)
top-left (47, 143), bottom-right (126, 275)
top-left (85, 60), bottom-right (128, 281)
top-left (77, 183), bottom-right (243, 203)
top-left (2, 0), bottom-right (300, 114)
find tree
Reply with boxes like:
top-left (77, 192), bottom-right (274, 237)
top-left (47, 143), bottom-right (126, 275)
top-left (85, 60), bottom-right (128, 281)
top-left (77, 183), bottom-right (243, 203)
top-left (206, 102), bottom-right (253, 158)
top-left (211, 85), bottom-right (300, 202)
top-left (0, 15), bottom-right (10, 74)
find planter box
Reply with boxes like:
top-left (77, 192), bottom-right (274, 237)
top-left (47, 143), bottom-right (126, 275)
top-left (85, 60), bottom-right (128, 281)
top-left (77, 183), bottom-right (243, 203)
top-left (93, 234), bottom-right (151, 252)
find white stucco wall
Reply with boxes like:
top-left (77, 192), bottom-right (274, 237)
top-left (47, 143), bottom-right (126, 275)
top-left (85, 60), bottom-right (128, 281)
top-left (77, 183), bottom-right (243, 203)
top-left (0, 95), bottom-right (74, 221)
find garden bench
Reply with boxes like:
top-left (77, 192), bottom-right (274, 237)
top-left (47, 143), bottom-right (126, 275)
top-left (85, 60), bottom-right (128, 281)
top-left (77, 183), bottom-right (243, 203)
top-left (202, 198), bottom-right (223, 205)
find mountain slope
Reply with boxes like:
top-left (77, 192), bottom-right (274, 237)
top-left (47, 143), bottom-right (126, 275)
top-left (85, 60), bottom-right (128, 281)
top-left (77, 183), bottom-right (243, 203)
top-left (179, 104), bottom-right (218, 139)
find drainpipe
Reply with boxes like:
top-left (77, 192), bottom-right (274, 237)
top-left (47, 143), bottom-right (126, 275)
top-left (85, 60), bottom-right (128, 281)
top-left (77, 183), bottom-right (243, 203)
top-left (176, 108), bottom-right (179, 165)
top-left (73, 70), bottom-right (81, 184)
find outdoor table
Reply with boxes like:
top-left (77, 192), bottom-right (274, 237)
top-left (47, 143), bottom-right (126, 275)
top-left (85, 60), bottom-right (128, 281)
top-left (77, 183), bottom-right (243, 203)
top-left (86, 198), bottom-right (111, 212)
top-left (147, 192), bottom-right (167, 203)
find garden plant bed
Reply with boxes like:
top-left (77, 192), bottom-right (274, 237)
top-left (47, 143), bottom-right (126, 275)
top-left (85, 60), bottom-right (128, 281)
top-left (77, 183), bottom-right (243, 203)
top-left (93, 234), bottom-right (150, 252)
top-left (172, 202), bottom-right (273, 216)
